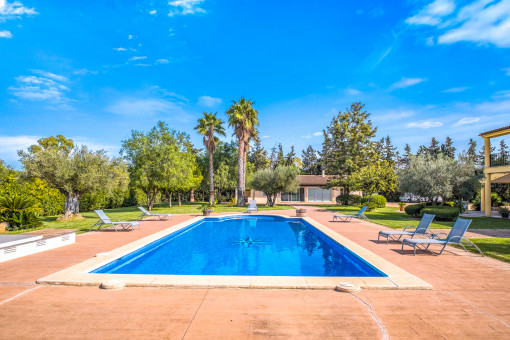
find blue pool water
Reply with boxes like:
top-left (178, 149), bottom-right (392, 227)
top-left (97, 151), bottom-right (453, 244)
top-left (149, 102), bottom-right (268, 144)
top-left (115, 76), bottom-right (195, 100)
top-left (91, 216), bottom-right (386, 277)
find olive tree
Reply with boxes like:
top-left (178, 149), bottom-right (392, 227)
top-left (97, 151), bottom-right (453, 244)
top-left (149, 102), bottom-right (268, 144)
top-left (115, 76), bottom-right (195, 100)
top-left (18, 135), bottom-right (128, 219)
top-left (399, 153), bottom-right (479, 204)
top-left (251, 166), bottom-right (299, 207)
top-left (348, 160), bottom-right (398, 202)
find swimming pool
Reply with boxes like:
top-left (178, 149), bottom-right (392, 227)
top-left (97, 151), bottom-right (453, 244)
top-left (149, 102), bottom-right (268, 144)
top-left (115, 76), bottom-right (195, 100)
top-left (91, 215), bottom-right (386, 277)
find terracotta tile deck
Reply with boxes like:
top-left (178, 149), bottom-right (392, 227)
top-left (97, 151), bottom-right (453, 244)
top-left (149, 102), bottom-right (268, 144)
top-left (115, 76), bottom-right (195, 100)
top-left (0, 208), bottom-right (509, 339)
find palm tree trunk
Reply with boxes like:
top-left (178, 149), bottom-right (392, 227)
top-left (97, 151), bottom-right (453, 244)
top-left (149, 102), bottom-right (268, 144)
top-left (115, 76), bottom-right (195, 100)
top-left (237, 141), bottom-right (246, 206)
top-left (208, 149), bottom-right (215, 204)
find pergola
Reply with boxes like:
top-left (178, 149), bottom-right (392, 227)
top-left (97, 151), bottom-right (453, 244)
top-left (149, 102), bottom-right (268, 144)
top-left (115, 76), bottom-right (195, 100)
top-left (480, 125), bottom-right (510, 217)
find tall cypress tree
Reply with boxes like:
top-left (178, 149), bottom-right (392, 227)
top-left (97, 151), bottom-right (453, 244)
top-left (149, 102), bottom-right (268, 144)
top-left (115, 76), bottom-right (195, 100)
top-left (428, 137), bottom-right (440, 157)
top-left (301, 145), bottom-right (321, 175)
top-left (321, 102), bottom-right (377, 192)
top-left (440, 136), bottom-right (456, 158)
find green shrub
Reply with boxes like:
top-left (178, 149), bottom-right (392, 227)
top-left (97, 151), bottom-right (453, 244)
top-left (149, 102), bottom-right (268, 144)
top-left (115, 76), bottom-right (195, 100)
top-left (472, 192), bottom-right (503, 211)
top-left (361, 195), bottom-right (386, 208)
top-left (445, 201), bottom-right (455, 207)
top-left (420, 206), bottom-right (460, 221)
top-left (0, 194), bottom-right (43, 231)
top-left (404, 203), bottom-right (424, 217)
top-left (336, 194), bottom-right (362, 205)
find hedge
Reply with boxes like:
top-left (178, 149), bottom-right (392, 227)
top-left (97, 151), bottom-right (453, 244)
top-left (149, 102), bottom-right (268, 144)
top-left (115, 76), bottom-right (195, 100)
top-left (420, 206), bottom-right (460, 221)
top-left (404, 203), bottom-right (424, 217)
top-left (336, 194), bottom-right (362, 205)
top-left (361, 195), bottom-right (386, 208)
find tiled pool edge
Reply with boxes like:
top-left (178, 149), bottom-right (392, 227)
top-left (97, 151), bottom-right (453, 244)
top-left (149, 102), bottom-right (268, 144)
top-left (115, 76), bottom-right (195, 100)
top-left (36, 214), bottom-right (432, 290)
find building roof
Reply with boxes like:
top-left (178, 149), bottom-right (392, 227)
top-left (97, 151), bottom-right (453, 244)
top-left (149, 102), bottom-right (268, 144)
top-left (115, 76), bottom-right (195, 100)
top-left (298, 175), bottom-right (335, 186)
top-left (479, 125), bottom-right (510, 138)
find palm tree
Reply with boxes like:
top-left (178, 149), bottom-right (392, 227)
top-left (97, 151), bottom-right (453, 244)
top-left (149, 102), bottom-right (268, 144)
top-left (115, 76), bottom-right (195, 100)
top-left (194, 112), bottom-right (226, 204)
top-left (226, 97), bottom-right (259, 206)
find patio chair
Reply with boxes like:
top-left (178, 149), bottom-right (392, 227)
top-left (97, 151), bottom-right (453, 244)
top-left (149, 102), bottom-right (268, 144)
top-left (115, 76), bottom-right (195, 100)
top-left (247, 200), bottom-right (258, 213)
top-left (137, 206), bottom-right (172, 221)
top-left (378, 213), bottom-right (435, 244)
top-left (333, 205), bottom-right (368, 222)
top-left (402, 218), bottom-right (484, 256)
top-left (90, 210), bottom-right (140, 232)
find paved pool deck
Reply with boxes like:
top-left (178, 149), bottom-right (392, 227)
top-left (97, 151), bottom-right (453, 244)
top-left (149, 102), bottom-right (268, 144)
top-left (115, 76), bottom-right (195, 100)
top-left (0, 207), bottom-right (509, 339)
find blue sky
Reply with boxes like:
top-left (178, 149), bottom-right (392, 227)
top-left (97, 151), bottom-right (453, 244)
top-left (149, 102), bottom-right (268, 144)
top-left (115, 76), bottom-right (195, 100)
top-left (1, 0), bottom-right (509, 167)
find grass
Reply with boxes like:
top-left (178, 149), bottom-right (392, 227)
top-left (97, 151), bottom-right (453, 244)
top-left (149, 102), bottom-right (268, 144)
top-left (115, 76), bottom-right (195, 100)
top-left (468, 238), bottom-right (510, 263)
top-left (7, 202), bottom-right (293, 235)
top-left (320, 204), bottom-right (510, 263)
top-left (319, 205), bottom-right (510, 230)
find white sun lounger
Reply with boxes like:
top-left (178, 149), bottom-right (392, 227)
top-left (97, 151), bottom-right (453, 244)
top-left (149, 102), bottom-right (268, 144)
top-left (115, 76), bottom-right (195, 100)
top-left (247, 200), bottom-right (258, 213)
top-left (91, 210), bottom-right (140, 232)
top-left (137, 206), bottom-right (172, 221)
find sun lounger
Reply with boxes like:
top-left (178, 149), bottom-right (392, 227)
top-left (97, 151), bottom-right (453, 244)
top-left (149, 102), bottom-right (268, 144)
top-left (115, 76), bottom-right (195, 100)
top-left (402, 218), bottom-right (484, 256)
top-left (90, 210), bottom-right (140, 232)
top-left (137, 206), bottom-right (172, 221)
top-left (378, 213), bottom-right (435, 244)
top-left (247, 200), bottom-right (258, 213)
top-left (333, 205), bottom-right (368, 222)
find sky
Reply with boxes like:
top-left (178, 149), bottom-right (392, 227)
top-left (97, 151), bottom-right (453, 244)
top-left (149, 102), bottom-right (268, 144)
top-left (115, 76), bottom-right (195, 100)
top-left (1, 0), bottom-right (509, 167)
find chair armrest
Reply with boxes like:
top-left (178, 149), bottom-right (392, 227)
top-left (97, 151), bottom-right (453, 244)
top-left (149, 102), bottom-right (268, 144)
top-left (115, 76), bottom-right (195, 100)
top-left (113, 217), bottom-right (121, 222)
top-left (430, 232), bottom-right (447, 239)
top-left (403, 226), bottom-right (415, 231)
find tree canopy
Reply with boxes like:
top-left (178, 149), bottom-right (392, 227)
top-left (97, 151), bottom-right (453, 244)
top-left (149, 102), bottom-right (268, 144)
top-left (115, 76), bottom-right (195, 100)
top-left (251, 166), bottom-right (299, 207)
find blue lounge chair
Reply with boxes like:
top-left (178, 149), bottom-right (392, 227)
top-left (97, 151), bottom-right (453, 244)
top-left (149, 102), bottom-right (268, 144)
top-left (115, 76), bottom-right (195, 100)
top-left (91, 210), bottom-right (140, 232)
top-left (402, 218), bottom-right (484, 256)
top-left (333, 206), bottom-right (368, 222)
top-left (137, 206), bottom-right (172, 221)
top-left (378, 213), bottom-right (435, 244)
top-left (247, 200), bottom-right (258, 213)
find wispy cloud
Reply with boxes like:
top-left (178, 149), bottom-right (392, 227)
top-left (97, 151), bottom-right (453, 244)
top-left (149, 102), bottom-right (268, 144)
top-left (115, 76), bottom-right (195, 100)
top-left (128, 56), bottom-right (147, 61)
top-left (105, 98), bottom-right (184, 117)
top-left (197, 95), bottom-right (222, 107)
top-left (444, 86), bottom-right (468, 93)
top-left (31, 69), bottom-right (69, 83)
top-left (168, 0), bottom-right (205, 16)
top-left (391, 77), bottom-right (427, 90)
top-left (502, 67), bottom-right (510, 76)
top-left (156, 58), bottom-right (169, 64)
top-left (407, 0), bottom-right (510, 48)
top-left (0, 29), bottom-right (12, 38)
top-left (301, 131), bottom-right (323, 139)
top-left (406, 121), bottom-right (443, 129)
top-left (149, 10), bottom-right (157, 15)
top-left (453, 117), bottom-right (480, 126)
top-left (0, 135), bottom-right (39, 162)
top-left (9, 73), bottom-right (69, 103)
top-left (113, 47), bottom-right (127, 51)
top-left (0, 0), bottom-right (38, 21)
top-left (406, 0), bottom-right (455, 26)
top-left (346, 88), bottom-right (361, 96)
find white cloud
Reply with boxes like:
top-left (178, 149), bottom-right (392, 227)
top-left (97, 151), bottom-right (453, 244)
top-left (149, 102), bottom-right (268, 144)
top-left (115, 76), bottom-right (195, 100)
top-left (168, 0), bottom-right (205, 16)
top-left (407, 0), bottom-right (510, 48)
top-left (197, 95), bottom-right (222, 107)
top-left (113, 47), bottom-right (127, 51)
top-left (494, 90), bottom-right (510, 99)
top-left (128, 56), bottom-right (147, 61)
top-left (0, 135), bottom-right (39, 162)
top-left (156, 58), bottom-right (169, 64)
top-left (31, 69), bottom-right (68, 82)
top-left (406, 121), bottom-right (443, 129)
top-left (0, 29), bottom-right (12, 38)
top-left (105, 98), bottom-right (183, 116)
top-left (391, 77), bottom-right (427, 89)
top-left (72, 68), bottom-right (98, 76)
top-left (149, 10), bottom-right (157, 15)
top-left (0, 0), bottom-right (37, 22)
top-left (406, 0), bottom-right (455, 26)
top-left (128, 34), bottom-right (133, 40)
top-left (346, 88), bottom-right (361, 96)
top-left (261, 135), bottom-right (270, 139)
top-left (438, 0), bottom-right (510, 47)
top-left (301, 131), bottom-right (323, 139)
top-left (9, 73), bottom-right (70, 103)
top-left (444, 86), bottom-right (468, 93)
top-left (503, 67), bottom-right (510, 76)
top-left (453, 117), bottom-right (480, 126)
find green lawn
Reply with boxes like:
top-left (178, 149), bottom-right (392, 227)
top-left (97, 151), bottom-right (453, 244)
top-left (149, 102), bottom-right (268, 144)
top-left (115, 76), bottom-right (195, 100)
top-left (8, 202), bottom-right (293, 235)
top-left (320, 204), bottom-right (510, 263)
top-left (468, 238), bottom-right (510, 263)
top-left (319, 205), bottom-right (510, 230)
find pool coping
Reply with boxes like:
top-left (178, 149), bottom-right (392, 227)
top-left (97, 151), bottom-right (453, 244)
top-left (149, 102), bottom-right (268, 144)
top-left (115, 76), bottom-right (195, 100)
top-left (36, 214), bottom-right (432, 290)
